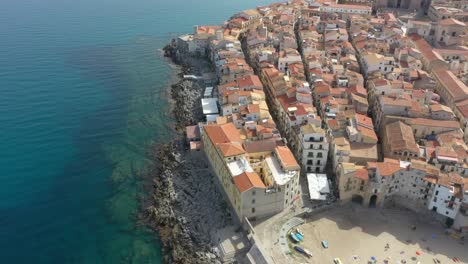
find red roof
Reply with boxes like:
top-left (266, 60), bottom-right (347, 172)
top-left (275, 146), bottom-right (299, 169)
top-left (356, 114), bottom-right (373, 128)
top-left (218, 143), bottom-right (245, 157)
top-left (411, 35), bottom-right (444, 62)
top-left (433, 70), bottom-right (468, 102)
top-left (376, 160), bottom-right (401, 176)
top-left (204, 123), bottom-right (242, 145)
top-left (354, 168), bottom-right (369, 180)
top-left (237, 75), bottom-right (263, 89)
top-left (233, 172), bottom-right (266, 193)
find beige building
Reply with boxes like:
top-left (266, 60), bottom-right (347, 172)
top-left (202, 123), bottom-right (300, 222)
top-left (382, 121), bottom-right (419, 161)
top-left (434, 18), bottom-right (466, 47)
top-left (432, 69), bottom-right (468, 110)
top-left (337, 159), bottom-right (437, 210)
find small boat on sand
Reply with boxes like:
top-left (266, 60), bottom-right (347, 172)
top-left (294, 246), bottom-right (312, 257)
top-left (290, 232), bottom-right (302, 242)
top-left (296, 228), bottom-right (304, 236)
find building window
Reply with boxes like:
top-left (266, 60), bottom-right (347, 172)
top-left (435, 191), bottom-right (439, 196)
top-left (252, 208), bottom-right (255, 213)
top-left (252, 190), bottom-right (256, 196)
top-left (252, 199), bottom-right (255, 204)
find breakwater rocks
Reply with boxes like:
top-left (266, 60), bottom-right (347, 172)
top-left (144, 44), bottom-right (233, 263)
top-left (145, 144), bottom-right (218, 264)
top-left (170, 79), bottom-right (203, 131)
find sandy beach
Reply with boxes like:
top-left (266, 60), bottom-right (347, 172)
top-left (288, 206), bottom-right (467, 264)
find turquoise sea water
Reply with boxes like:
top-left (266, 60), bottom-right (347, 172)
top-left (0, 0), bottom-right (275, 263)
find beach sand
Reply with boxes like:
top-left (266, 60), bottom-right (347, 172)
top-left (289, 206), bottom-right (467, 264)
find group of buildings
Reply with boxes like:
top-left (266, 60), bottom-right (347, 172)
top-left (180, 0), bottom-right (468, 233)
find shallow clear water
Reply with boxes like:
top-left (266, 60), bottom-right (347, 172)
top-left (0, 0), bottom-right (275, 262)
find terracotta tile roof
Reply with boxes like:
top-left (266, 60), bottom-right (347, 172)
top-left (348, 85), bottom-right (367, 97)
top-left (367, 161), bottom-right (377, 169)
top-left (412, 89), bottom-right (425, 98)
top-left (349, 142), bottom-right (378, 161)
top-left (385, 121), bottom-right (419, 153)
top-left (376, 159), bottom-right (402, 176)
top-left (196, 25), bottom-right (221, 35)
top-left (435, 146), bottom-right (458, 159)
top-left (358, 125), bottom-right (378, 141)
top-left (218, 143), bottom-right (245, 157)
top-left (247, 104), bottom-right (260, 113)
top-left (275, 146), bottom-right (299, 169)
top-left (233, 172), bottom-right (266, 193)
top-left (410, 118), bottom-right (460, 128)
top-left (314, 83), bottom-right (331, 95)
top-left (372, 79), bottom-right (390, 87)
top-left (439, 18), bottom-right (466, 27)
top-left (237, 75), bottom-right (263, 89)
top-left (351, 93), bottom-right (369, 107)
top-left (433, 70), bottom-right (468, 102)
top-left (455, 99), bottom-right (468, 118)
top-left (204, 123), bottom-right (242, 145)
top-left (380, 96), bottom-right (412, 107)
top-left (354, 168), bottom-right (369, 180)
top-left (411, 35), bottom-right (444, 62)
top-left (327, 119), bottom-right (340, 130)
top-left (356, 114), bottom-right (373, 128)
top-left (243, 139), bottom-right (278, 153)
top-left (430, 104), bottom-right (453, 114)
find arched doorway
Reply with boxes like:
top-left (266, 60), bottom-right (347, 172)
top-left (351, 194), bottom-right (363, 205)
top-left (369, 195), bottom-right (378, 208)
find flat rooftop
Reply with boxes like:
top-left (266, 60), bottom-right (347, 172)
top-left (202, 98), bottom-right (219, 115)
top-left (265, 156), bottom-right (296, 186)
top-left (307, 173), bottom-right (330, 200)
top-left (227, 157), bottom-right (253, 176)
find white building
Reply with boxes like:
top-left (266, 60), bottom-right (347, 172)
top-left (278, 51), bottom-right (302, 72)
top-left (427, 174), bottom-right (464, 220)
top-left (361, 52), bottom-right (395, 76)
top-left (299, 124), bottom-right (329, 173)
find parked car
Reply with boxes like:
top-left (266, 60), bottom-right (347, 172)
top-left (333, 258), bottom-right (342, 264)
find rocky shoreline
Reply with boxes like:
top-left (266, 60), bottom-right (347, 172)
top-left (142, 43), bottom-right (232, 264)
